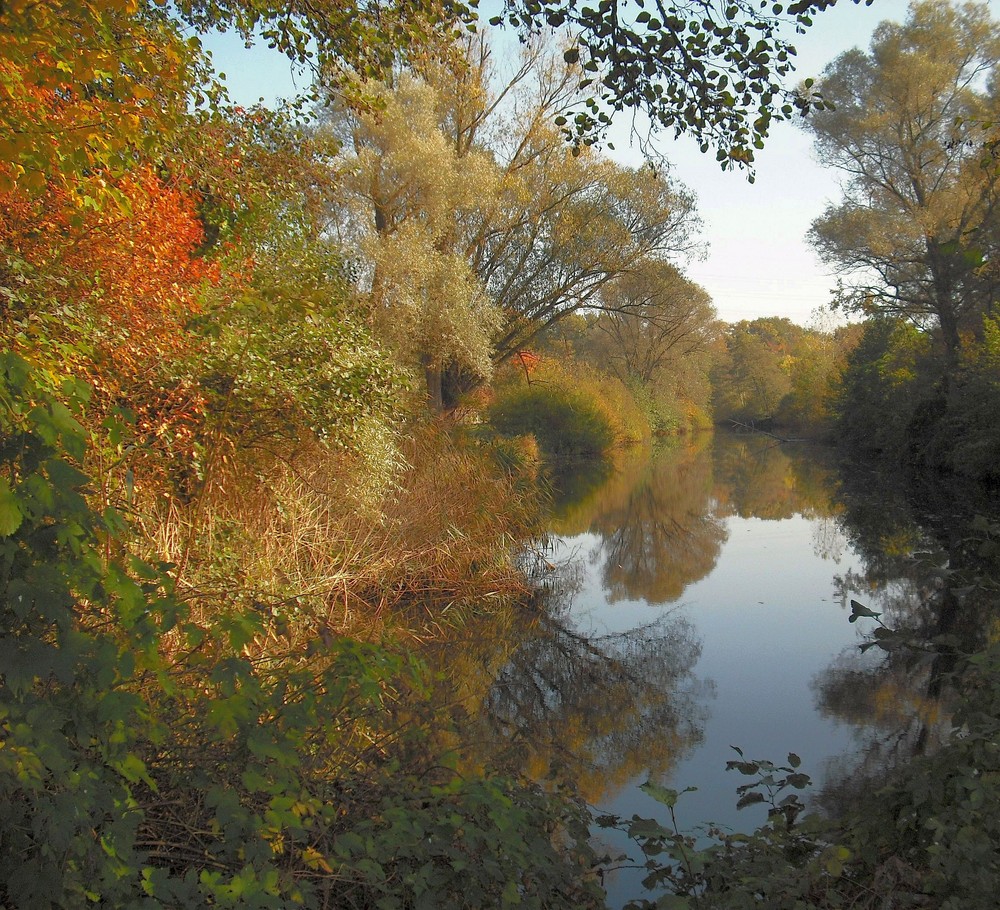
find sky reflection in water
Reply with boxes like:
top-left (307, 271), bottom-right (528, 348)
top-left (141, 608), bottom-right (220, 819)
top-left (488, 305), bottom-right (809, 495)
top-left (539, 434), bottom-right (881, 907)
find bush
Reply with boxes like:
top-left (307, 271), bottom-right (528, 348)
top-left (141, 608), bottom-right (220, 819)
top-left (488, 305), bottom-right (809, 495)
top-left (488, 382), bottom-right (617, 461)
top-left (487, 357), bottom-right (650, 462)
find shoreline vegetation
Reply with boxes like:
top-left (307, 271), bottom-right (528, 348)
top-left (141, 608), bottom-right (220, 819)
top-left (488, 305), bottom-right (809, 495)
top-left (4, 0), bottom-right (1000, 905)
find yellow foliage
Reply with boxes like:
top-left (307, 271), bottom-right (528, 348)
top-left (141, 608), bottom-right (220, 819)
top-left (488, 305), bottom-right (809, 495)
top-left (0, 0), bottom-right (199, 198)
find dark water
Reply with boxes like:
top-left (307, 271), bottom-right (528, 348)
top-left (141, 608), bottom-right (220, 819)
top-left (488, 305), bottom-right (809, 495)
top-left (448, 431), bottom-right (997, 907)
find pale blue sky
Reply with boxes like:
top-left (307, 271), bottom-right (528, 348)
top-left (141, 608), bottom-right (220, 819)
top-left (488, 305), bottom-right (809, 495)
top-left (649, 0), bottom-right (977, 327)
top-left (199, 0), bottom-right (1000, 326)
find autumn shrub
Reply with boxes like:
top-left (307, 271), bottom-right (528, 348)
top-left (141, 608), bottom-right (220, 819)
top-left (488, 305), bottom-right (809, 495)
top-left (488, 381), bottom-right (615, 460)
top-left (685, 401), bottom-right (715, 432)
top-left (191, 236), bottom-right (404, 455)
top-left (487, 358), bottom-right (648, 463)
top-left (626, 376), bottom-right (710, 436)
top-left (591, 370), bottom-right (650, 445)
top-left (487, 431), bottom-right (543, 480)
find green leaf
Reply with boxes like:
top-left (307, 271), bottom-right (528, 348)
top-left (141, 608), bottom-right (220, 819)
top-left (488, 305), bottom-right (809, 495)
top-left (736, 791), bottom-right (766, 810)
top-left (640, 781), bottom-right (679, 807)
top-left (114, 752), bottom-right (157, 789)
top-left (628, 816), bottom-right (670, 838)
top-left (641, 781), bottom-right (696, 808)
top-left (0, 477), bottom-right (24, 536)
top-left (849, 599), bottom-right (881, 622)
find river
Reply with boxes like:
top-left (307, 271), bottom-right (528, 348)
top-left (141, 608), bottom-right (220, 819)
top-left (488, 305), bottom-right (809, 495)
top-left (444, 429), bottom-right (997, 908)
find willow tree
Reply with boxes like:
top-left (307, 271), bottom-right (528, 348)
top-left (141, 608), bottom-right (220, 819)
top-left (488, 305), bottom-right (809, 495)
top-left (807, 0), bottom-right (1000, 372)
top-left (328, 40), bottom-right (700, 409)
top-left (480, 136), bottom-right (700, 364)
top-left (330, 73), bottom-right (502, 410)
top-left (458, 40), bottom-right (701, 365)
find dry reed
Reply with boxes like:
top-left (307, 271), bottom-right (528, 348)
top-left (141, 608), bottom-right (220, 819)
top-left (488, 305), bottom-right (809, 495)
top-left (139, 423), bottom-right (542, 647)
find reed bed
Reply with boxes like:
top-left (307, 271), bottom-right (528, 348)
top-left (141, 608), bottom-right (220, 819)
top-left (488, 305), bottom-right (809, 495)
top-left (141, 424), bottom-right (543, 646)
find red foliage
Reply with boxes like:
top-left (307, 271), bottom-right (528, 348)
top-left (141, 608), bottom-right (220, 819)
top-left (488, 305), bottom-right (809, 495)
top-left (1, 167), bottom-right (221, 491)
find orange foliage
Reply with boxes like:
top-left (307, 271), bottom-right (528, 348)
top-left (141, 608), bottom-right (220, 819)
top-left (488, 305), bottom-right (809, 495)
top-left (2, 167), bottom-right (216, 376)
top-left (0, 0), bottom-right (191, 194)
top-left (1, 167), bottom-right (221, 492)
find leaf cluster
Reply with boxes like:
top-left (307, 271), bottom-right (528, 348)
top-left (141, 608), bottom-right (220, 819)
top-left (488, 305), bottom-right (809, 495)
top-left (491, 0), bottom-right (834, 171)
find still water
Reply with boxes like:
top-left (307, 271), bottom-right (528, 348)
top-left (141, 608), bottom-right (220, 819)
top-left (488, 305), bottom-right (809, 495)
top-left (439, 430), bottom-right (987, 906)
top-left (481, 431), bottom-right (951, 908)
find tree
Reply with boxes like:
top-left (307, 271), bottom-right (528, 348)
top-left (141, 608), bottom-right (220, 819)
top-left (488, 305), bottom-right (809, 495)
top-left (588, 261), bottom-right (717, 385)
top-left (775, 324), bottom-right (858, 429)
top-left (327, 41), bottom-right (700, 408)
top-left (711, 319), bottom-right (798, 423)
top-left (329, 71), bottom-right (502, 409)
top-left (807, 0), bottom-right (1000, 371)
top-left (483, 143), bottom-right (700, 364)
top-left (0, 0), bottom-right (207, 198)
top-left (459, 40), bottom-right (700, 364)
top-left (834, 317), bottom-right (935, 454)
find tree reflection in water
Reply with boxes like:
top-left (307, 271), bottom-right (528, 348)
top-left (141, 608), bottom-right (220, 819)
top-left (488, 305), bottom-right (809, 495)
top-left (480, 589), bottom-right (711, 804)
top-left (475, 441), bottom-right (735, 802)
top-left (555, 437), bottom-right (728, 605)
top-left (809, 463), bottom-right (1000, 817)
top-left (712, 433), bottom-right (841, 521)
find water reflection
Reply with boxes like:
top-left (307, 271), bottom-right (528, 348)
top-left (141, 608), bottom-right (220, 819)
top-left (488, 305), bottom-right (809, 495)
top-left (809, 463), bottom-right (1000, 815)
top-left (555, 436), bottom-right (728, 604)
top-left (441, 432), bottom-right (999, 874)
top-left (712, 434), bottom-right (841, 521)
top-left (482, 601), bottom-right (709, 803)
top-left (470, 434), bottom-right (856, 807)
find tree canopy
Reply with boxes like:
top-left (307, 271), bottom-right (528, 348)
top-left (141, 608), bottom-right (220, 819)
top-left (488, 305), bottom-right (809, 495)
top-left (807, 0), bottom-right (1000, 367)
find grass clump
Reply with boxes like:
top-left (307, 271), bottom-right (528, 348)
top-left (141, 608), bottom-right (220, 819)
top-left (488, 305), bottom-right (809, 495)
top-left (145, 422), bottom-right (542, 644)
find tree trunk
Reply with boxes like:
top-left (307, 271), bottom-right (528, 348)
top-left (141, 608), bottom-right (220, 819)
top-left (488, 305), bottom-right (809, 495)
top-left (928, 239), bottom-right (962, 378)
top-left (423, 355), bottom-right (444, 413)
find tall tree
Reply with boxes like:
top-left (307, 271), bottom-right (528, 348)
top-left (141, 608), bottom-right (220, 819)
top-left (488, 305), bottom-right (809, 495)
top-left (327, 41), bottom-right (700, 408)
top-left (461, 40), bottom-right (701, 364)
top-left (329, 71), bottom-right (502, 409)
top-left (711, 319), bottom-right (799, 423)
top-left (589, 261), bottom-right (717, 385)
top-left (481, 141), bottom-right (699, 363)
top-left (807, 0), bottom-right (1000, 371)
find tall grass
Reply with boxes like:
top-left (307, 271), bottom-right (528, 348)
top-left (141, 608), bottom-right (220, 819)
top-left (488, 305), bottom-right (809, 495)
top-left (140, 425), bottom-right (542, 644)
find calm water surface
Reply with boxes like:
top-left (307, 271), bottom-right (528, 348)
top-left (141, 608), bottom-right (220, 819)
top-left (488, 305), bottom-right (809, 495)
top-left (444, 430), bottom-right (978, 907)
top-left (532, 433), bottom-right (899, 906)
